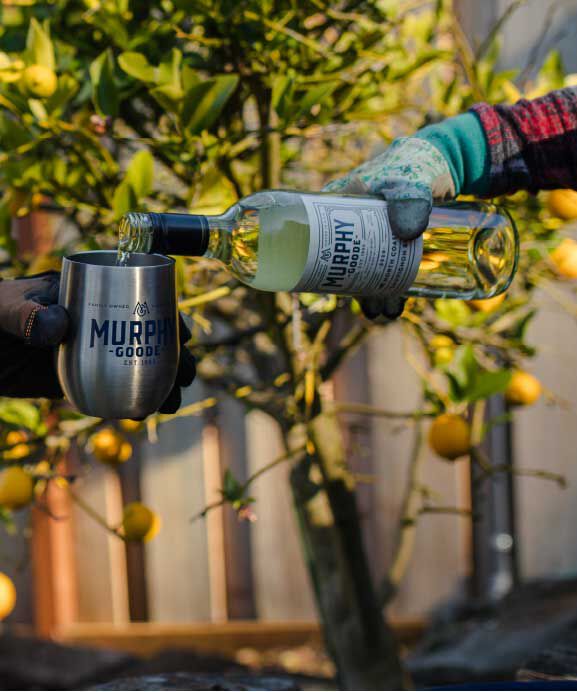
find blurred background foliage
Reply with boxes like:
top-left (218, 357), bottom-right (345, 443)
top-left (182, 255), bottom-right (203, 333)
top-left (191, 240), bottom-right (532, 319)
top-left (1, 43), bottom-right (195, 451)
top-left (0, 0), bottom-right (577, 684)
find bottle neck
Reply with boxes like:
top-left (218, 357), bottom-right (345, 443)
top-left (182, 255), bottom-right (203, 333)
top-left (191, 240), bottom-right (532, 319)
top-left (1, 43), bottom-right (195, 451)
top-left (149, 213), bottom-right (211, 256)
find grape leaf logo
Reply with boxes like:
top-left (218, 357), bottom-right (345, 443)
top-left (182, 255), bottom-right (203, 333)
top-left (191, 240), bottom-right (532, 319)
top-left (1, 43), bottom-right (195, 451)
top-left (133, 301), bottom-right (150, 317)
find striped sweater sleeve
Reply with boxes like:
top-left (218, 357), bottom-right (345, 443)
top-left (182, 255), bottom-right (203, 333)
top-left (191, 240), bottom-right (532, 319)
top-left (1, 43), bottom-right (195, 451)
top-left (470, 87), bottom-right (577, 197)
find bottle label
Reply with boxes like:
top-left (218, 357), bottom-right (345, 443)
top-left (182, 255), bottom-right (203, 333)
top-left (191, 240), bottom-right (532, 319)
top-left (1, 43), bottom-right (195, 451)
top-left (293, 194), bottom-right (423, 296)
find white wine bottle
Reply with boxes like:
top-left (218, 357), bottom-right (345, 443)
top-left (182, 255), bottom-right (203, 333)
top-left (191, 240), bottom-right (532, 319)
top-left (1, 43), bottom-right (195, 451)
top-left (117, 191), bottom-right (518, 300)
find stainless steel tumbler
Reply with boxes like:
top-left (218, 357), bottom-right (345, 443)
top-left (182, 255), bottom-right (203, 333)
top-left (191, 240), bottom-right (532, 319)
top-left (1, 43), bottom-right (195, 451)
top-left (57, 251), bottom-right (179, 419)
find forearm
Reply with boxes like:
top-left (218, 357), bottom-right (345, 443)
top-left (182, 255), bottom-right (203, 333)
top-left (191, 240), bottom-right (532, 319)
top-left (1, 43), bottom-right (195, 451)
top-left (416, 87), bottom-right (577, 198)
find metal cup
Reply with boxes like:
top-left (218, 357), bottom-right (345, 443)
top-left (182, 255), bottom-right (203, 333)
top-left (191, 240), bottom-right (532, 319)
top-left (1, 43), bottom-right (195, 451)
top-left (57, 251), bottom-right (179, 419)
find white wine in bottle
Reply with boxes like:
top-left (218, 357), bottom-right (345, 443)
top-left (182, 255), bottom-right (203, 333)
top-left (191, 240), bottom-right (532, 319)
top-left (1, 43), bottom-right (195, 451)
top-left (117, 191), bottom-right (518, 300)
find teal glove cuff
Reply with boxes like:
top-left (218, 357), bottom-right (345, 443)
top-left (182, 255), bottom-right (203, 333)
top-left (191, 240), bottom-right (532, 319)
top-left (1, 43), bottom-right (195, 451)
top-left (415, 112), bottom-right (491, 197)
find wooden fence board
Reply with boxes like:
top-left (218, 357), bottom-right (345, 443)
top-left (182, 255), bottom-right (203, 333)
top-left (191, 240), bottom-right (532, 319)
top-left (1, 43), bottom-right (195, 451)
top-left (70, 464), bottom-right (128, 625)
top-left (246, 411), bottom-right (316, 621)
top-left (140, 382), bottom-right (211, 622)
top-left (514, 291), bottom-right (577, 579)
top-left (367, 326), bottom-right (468, 618)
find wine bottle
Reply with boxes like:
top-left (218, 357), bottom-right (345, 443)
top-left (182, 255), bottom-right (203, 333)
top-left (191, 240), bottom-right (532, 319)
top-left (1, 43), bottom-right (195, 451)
top-left (117, 191), bottom-right (518, 300)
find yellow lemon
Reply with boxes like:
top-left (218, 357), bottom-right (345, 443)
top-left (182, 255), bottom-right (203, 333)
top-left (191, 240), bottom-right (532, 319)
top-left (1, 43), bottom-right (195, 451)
top-left (22, 64), bottom-right (57, 98)
top-left (428, 414), bottom-right (471, 461)
top-left (551, 239), bottom-right (577, 279)
top-left (119, 419), bottom-right (143, 433)
top-left (548, 189), bottom-right (577, 221)
top-left (467, 294), bottom-right (506, 313)
top-left (0, 573), bottom-right (16, 620)
top-left (505, 370), bottom-right (542, 407)
top-left (434, 346), bottom-right (455, 367)
top-left (0, 467), bottom-right (34, 510)
top-left (122, 502), bottom-right (159, 541)
top-left (3, 431), bottom-right (31, 461)
top-left (430, 336), bottom-right (455, 367)
top-left (90, 428), bottom-right (132, 465)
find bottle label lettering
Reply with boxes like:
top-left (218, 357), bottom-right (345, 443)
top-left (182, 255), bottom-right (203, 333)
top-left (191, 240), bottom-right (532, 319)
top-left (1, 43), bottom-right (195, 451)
top-left (293, 195), bottom-right (423, 296)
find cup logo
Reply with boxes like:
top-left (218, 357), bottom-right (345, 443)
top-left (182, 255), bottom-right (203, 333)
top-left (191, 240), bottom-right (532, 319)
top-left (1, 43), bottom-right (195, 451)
top-left (88, 298), bottom-right (176, 363)
top-left (133, 301), bottom-right (150, 317)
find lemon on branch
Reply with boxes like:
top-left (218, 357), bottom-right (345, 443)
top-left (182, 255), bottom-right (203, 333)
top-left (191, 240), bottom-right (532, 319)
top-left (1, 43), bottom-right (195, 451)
top-left (22, 64), bottom-right (57, 98)
top-left (122, 502), bottom-right (160, 542)
top-left (551, 238), bottom-right (577, 279)
top-left (430, 335), bottom-right (455, 367)
top-left (548, 189), bottom-right (577, 221)
top-left (505, 370), bottom-right (542, 407)
top-left (0, 573), bottom-right (16, 621)
top-left (428, 414), bottom-right (471, 461)
top-left (0, 467), bottom-right (34, 510)
top-left (3, 431), bottom-right (31, 461)
top-left (90, 428), bottom-right (132, 465)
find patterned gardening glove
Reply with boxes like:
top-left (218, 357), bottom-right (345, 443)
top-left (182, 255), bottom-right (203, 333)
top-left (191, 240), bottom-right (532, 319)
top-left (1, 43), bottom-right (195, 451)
top-left (0, 271), bottom-right (196, 411)
top-left (324, 137), bottom-right (455, 321)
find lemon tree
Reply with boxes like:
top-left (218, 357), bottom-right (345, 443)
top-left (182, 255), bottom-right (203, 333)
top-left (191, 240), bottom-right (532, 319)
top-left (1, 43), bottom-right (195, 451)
top-left (0, 2), bottom-right (574, 688)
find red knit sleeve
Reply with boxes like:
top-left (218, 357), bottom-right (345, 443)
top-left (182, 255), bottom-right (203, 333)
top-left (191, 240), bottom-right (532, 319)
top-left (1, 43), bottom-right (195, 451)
top-left (470, 87), bottom-right (577, 196)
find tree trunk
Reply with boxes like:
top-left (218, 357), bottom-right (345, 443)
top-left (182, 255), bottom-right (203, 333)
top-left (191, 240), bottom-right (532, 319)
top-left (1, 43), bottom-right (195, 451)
top-left (287, 417), bottom-right (406, 690)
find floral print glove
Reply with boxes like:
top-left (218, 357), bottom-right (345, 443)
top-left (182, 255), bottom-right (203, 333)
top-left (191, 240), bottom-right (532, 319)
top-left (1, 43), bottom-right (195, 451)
top-left (324, 137), bottom-right (455, 320)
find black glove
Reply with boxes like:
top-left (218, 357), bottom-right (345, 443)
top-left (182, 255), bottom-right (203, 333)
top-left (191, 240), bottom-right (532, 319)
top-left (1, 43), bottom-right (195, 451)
top-left (159, 314), bottom-right (196, 414)
top-left (357, 295), bottom-right (406, 322)
top-left (0, 272), bottom-right (195, 412)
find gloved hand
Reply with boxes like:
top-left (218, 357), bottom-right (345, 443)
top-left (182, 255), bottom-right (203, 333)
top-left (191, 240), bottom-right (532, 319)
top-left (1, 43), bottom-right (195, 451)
top-left (158, 314), bottom-right (196, 414)
top-left (324, 136), bottom-right (455, 321)
top-left (0, 271), bottom-right (196, 412)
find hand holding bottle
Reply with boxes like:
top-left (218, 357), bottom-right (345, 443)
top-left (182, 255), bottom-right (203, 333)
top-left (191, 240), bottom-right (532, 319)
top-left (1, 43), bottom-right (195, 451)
top-left (324, 136), bottom-right (456, 321)
top-left (119, 111), bottom-right (517, 304)
top-left (325, 136), bottom-right (456, 240)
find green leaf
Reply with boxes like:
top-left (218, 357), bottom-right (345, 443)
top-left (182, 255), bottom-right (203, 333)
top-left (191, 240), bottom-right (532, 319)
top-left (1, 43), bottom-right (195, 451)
top-left (539, 50), bottom-right (565, 90)
top-left (291, 82), bottom-right (338, 121)
top-left (0, 198), bottom-right (15, 256)
top-left (271, 74), bottom-right (294, 119)
top-left (0, 506), bottom-right (16, 534)
top-left (112, 180), bottom-right (137, 219)
top-left (89, 50), bottom-right (118, 117)
top-left (26, 18), bottom-right (54, 69)
top-left (149, 84), bottom-right (183, 113)
top-left (118, 52), bottom-right (157, 83)
top-left (182, 64), bottom-right (199, 91)
top-left (182, 74), bottom-right (239, 135)
top-left (467, 369), bottom-right (512, 403)
top-left (0, 399), bottom-right (41, 432)
top-left (45, 74), bottom-right (80, 114)
top-left (28, 98), bottom-right (47, 120)
top-left (434, 298), bottom-right (472, 327)
top-left (157, 48), bottom-right (182, 88)
top-left (126, 150), bottom-right (154, 199)
top-left (0, 113), bottom-right (32, 150)
top-left (221, 468), bottom-right (244, 502)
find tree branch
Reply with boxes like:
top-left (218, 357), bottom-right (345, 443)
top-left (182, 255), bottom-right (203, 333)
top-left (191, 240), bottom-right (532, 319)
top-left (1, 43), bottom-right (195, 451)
top-left (320, 322), bottom-right (369, 381)
top-left (379, 415), bottom-right (426, 606)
